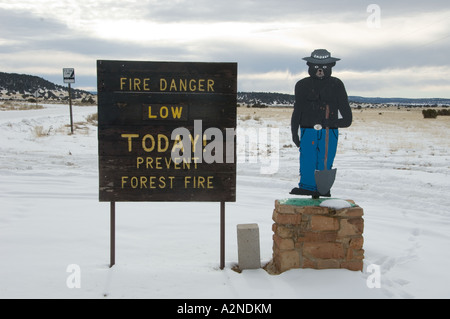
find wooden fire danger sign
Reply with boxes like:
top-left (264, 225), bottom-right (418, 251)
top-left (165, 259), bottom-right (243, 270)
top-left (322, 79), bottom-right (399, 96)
top-left (97, 60), bottom-right (237, 202)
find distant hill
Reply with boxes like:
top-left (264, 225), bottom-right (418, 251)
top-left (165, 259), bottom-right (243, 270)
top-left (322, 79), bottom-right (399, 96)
top-left (2, 72), bottom-right (449, 107)
top-left (237, 92), bottom-right (450, 107)
top-left (0, 71), bottom-right (96, 104)
top-left (347, 96), bottom-right (450, 106)
top-left (238, 92), bottom-right (294, 106)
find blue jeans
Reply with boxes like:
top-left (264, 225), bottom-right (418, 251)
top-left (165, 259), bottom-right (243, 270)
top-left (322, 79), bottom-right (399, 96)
top-left (298, 128), bottom-right (338, 191)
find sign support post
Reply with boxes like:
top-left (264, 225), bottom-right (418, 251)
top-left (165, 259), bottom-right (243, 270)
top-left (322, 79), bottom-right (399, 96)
top-left (63, 68), bottom-right (75, 134)
top-left (68, 83), bottom-right (74, 134)
top-left (110, 201), bottom-right (115, 268)
top-left (220, 202), bottom-right (225, 270)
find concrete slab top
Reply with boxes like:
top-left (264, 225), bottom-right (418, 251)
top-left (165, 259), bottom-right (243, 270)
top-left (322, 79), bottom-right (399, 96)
top-left (277, 198), bottom-right (357, 207)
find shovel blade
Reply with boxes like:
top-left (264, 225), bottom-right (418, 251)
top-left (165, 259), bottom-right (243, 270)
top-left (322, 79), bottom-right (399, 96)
top-left (314, 168), bottom-right (337, 195)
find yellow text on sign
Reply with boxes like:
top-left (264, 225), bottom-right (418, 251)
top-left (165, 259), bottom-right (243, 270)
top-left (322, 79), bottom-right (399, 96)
top-left (119, 77), bottom-right (215, 92)
top-left (147, 105), bottom-right (184, 120)
top-left (120, 77), bottom-right (150, 91)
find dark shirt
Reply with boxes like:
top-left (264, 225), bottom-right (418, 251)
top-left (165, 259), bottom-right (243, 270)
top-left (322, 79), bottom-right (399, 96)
top-left (291, 76), bottom-right (352, 138)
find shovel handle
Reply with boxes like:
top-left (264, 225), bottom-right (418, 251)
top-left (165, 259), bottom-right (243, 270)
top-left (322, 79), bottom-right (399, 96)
top-left (324, 105), bottom-right (329, 169)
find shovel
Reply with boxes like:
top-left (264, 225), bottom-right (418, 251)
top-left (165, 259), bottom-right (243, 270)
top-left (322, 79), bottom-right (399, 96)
top-left (314, 105), bottom-right (336, 196)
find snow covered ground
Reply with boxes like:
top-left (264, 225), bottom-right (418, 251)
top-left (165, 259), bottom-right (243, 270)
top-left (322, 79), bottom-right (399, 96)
top-left (1, 103), bottom-right (449, 299)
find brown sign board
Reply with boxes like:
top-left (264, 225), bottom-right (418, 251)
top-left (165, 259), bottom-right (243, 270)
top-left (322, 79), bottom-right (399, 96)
top-left (97, 60), bottom-right (237, 202)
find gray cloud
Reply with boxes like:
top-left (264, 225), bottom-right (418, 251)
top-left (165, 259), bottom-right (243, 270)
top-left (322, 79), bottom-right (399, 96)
top-left (1, 1), bottom-right (449, 97)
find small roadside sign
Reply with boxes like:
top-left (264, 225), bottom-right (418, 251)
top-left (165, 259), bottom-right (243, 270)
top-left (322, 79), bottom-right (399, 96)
top-left (63, 68), bottom-right (75, 83)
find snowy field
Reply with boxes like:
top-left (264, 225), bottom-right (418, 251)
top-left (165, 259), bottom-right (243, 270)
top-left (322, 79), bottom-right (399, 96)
top-left (1, 103), bottom-right (449, 299)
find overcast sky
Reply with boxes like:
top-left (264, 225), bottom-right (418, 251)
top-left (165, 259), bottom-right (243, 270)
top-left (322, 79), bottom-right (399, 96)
top-left (1, 0), bottom-right (449, 98)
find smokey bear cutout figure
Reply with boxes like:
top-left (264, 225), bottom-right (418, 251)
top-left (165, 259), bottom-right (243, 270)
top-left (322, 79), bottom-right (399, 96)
top-left (290, 49), bottom-right (352, 198)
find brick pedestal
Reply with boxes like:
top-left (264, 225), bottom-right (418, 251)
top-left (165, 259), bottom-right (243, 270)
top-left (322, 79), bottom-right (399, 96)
top-left (266, 198), bottom-right (364, 274)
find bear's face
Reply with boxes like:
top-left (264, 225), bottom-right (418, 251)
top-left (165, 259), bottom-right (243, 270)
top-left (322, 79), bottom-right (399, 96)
top-left (307, 62), bottom-right (335, 79)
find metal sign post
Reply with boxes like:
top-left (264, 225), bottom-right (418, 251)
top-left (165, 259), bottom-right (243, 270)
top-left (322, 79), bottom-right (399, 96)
top-left (220, 202), bottom-right (225, 270)
top-left (68, 83), bottom-right (74, 134)
top-left (110, 202), bottom-right (115, 268)
top-left (109, 202), bottom-right (226, 269)
top-left (63, 68), bottom-right (75, 134)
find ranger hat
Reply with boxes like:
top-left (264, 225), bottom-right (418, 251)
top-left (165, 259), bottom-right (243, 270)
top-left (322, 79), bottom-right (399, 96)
top-left (302, 49), bottom-right (340, 64)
